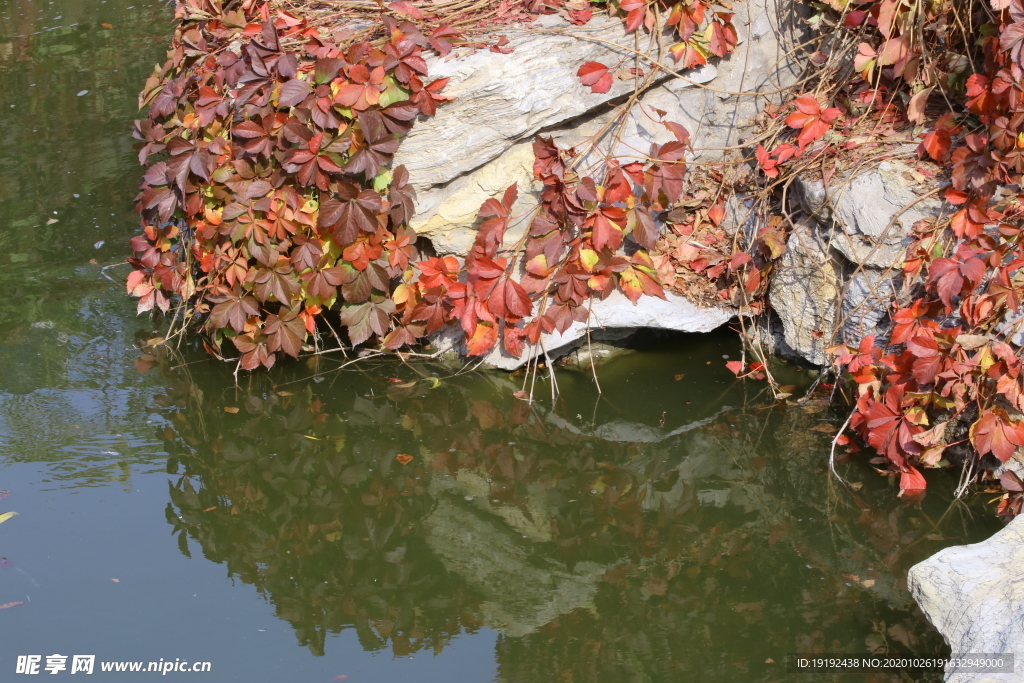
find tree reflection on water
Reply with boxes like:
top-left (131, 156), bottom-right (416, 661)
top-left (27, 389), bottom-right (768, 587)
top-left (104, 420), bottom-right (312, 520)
top-left (153, 354), bottom-right (991, 681)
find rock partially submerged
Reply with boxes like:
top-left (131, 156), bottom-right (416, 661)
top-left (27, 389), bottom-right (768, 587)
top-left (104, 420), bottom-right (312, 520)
top-left (432, 289), bottom-right (735, 370)
top-left (908, 518), bottom-right (1024, 682)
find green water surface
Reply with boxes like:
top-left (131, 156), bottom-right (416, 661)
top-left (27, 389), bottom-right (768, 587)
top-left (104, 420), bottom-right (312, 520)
top-left (0, 2), bottom-right (1004, 681)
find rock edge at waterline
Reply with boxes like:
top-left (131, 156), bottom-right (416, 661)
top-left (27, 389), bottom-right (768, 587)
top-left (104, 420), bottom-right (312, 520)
top-left (908, 517), bottom-right (1024, 683)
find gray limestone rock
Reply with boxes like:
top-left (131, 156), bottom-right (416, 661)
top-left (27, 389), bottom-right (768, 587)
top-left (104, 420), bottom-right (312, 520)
top-left (768, 222), bottom-right (841, 365)
top-left (908, 518), bottom-right (1024, 683)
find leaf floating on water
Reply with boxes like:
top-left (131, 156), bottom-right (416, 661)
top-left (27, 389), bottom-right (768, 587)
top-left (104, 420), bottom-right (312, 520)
top-left (111, 578), bottom-right (120, 583)
top-left (0, 512), bottom-right (18, 525)
top-left (395, 453), bottom-right (413, 465)
top-left (203, 506), bottom-right (217, 512)
top-left (223, 406), bottom-right (239, 414)
top-left (101, 22), bottom-right (113, 28)
top-left (0, 601), bottom-right (24, 610)
top-left (46, 218), bottom-right (58, 225)
top-left (861, 579), bottom-right (876, 588)
top-left (809, 424), bottom-right (836, 433)
top-left (673, 373), bottom-right (685, 381)
top-left (0, 491), bottom-right (10, 501)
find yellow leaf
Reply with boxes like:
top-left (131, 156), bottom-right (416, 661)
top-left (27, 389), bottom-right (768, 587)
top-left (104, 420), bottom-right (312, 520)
top-left (978, 344), bottom-right (995, 373)
top-left (0, 511), bottom-right (17, 525)
top-left (579, 249), bottom-right (599, 272)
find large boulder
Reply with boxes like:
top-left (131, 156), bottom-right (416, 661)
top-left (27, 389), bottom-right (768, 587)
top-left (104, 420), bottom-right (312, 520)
top-left (392, 0), bottom-right (800, 367)
top-left (908, 518), bottom-right (1024, 682)
top-left (396, 0), bottom-right (801, 254)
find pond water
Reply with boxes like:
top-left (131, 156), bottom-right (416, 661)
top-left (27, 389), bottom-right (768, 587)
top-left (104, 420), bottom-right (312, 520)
top-left (0, 1), bottom-right (1005, 682)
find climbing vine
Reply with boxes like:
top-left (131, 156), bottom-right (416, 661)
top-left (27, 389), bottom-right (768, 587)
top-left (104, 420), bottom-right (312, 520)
top-left (128, 0), bottom-right (747, 371)
top-left (749, 0), bottom-right (1024, 509)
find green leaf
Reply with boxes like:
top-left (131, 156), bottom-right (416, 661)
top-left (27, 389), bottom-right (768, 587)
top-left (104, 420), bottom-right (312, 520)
top-left (0, 511), bottom-right (18, 525)
top-left (372, 168), bottom-right (392, 193)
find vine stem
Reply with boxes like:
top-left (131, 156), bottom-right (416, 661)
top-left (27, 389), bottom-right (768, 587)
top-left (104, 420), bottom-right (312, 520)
top-left (829, 408), bottom-right (854, 487)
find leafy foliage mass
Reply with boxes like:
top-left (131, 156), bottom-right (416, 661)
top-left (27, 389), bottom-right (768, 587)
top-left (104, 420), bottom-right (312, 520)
top-left (128, 0), bottom-right (746, 370)
top-left (756, 0), bottom-right (1024, 509)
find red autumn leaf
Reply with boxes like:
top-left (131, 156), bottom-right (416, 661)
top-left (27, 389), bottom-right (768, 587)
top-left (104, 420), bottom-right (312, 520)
top-left (707, 20), bottom-right (737, 57)
top-left (785, 96), bottom-right (841, 148)
top-left (928, 248), bottom-right (986, 311)
top-left (726, 360), bottom-right (744, 376)
top-left (619, 0), bottom-right (648, 32)
top-left (905, 333), bottom-right (939, 358)
top-left (388, 1), bottom-right (423, 19)
top-left (428, 25), bottom-right (461, 57)
top-left (918, 113), bottom-right (958, 163)
top-left (972, 409), bottom-right (1024, 463)
top-left (708, 202), bottom-right (726, 225)
top-left (899, 466), bottom-right (927, 494)
top-left (466, 321), bottom-right (498, 356)
top-left (577, 61), bottom-right (613, 94)
top-left (568, 8), bottom-right (593, 24)
top-left (755, 144), bottom-right (779, 178)
top-left (590, 207), bottom-right (626, 252)
top-left (891, 299), bottom-right (940, 344)
top-left (862, 386), bottom-right (923, 465)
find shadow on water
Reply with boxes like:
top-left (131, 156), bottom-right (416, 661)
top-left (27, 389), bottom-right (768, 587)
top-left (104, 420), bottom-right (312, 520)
top-left (151, 332), bottom-right (1001, 682)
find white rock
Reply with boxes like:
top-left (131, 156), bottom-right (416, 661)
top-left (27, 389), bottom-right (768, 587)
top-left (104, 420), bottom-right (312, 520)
top-left (398, 14), bottom-right (698, 190)
top-left (434, 289), bottom-right (736, 370)
top-left (397, 0), bottom-right (800, 254)
top-left (908, 518), bottom-right (1024, 682)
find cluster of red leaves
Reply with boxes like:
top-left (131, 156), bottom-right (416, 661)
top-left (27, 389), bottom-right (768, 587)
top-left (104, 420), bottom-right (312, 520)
top-left (770, 0), bottom-right (1024, 507)
top-left (400, 131), bottom-right (679, 358)
top-left (575, 0), bottom-right (738, 94)
top-left (649, 172), bottom-right (785, 309)
top-left (129, 0), bottom-right (472, 369)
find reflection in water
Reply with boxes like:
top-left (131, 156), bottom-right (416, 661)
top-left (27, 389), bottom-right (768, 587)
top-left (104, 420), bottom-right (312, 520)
top-left (154, 347), bottom-right (992, 681)
top-left (0, 0), bottom-right (174, 487)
